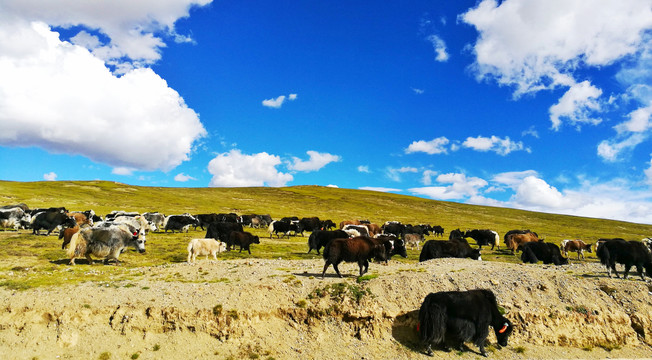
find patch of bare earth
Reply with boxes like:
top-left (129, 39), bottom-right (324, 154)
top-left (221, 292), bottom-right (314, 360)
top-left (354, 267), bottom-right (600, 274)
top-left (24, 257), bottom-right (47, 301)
top-left (1, 258), bottom-right (651, 359)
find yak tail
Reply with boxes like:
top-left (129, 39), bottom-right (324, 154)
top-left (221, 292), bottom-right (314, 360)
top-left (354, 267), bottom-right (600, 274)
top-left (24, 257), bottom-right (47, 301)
top-left (418, 294), bottom-right (446, 346)
top-left (521, 246), bottom-right (538, 264)
top-left (66, 232), bottom-right (87, 260)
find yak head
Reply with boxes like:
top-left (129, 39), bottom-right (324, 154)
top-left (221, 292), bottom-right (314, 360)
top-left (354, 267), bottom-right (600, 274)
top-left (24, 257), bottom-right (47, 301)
top-left (130, 230), bottom-right (146, 253)
top-left (393, 239), bottom-right (408, 258)
top-left (495, 318), bottom-right (513, 347)
top-left (372, 244), bottom-right (387, 262)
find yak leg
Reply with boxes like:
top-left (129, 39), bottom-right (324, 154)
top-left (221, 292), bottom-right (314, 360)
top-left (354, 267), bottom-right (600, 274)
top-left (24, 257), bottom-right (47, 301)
top-left (332, 262), bottom-right (343, 278)
top-left (321, 261), bottom-right (332, 278)
top-left (358, 259), bottom-right (370, 276)
top-left (635, 264), bottom-right (645, 281)
top-left (424, 344), bottom-right (434, 357)
top-left (610, 262), bottom-right (620, 278)
top-left (85, 254), bottom-right (94, 265)
top-left (623, 263), bottom-right (632, 279)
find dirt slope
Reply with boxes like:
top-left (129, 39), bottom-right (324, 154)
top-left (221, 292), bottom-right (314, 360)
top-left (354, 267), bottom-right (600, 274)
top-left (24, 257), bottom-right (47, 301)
top-left (1, 258), bottom-right (651, 359)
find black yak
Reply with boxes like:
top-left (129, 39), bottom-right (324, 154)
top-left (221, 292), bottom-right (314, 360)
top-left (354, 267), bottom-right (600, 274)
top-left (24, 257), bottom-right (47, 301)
top-left (229, 231), bottom-right (260, 254)
top-left (321, 236), bottom-right (386, 278)
top-left (419, 239), bottom-right (481, 262)
top-left (597, 239), bottom-right (652, 280)
top-left (464, 229), bottom-right (500, 250)
top-left (372, 234), bottom-right (408, 263)
top-left (418, 289), bottom-right (513, 357)
top-left (308, 230), bottom-right (348, 254)
top-left (520, 241), bottom-right (568, 265)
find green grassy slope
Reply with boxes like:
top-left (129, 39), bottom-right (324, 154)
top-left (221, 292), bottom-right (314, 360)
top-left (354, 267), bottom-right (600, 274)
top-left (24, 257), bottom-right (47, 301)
top-left (1, 180), bottom-right (651, 289)
top-left (2, 180), bottom-right (651, 241)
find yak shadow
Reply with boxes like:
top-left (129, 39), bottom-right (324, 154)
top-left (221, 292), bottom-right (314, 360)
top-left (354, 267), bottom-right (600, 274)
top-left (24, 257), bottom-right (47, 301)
top-left (50, 258), bottom-right (122, 266)
top-left (391, 310), bottom-right (426, 355)
top-left (293, 271), bottom-right (357, 279)
top-left (392, 310), bottom-right (492, 357)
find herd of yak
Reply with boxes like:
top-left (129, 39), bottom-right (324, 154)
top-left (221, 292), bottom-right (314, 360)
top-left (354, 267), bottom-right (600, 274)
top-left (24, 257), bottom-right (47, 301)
top-left (2, 204), bottom-right (652, 357)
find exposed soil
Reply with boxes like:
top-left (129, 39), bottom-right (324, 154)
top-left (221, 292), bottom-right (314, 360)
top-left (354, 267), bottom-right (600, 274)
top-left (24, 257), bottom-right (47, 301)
top-left (1, 258), bottom-right (652, 359)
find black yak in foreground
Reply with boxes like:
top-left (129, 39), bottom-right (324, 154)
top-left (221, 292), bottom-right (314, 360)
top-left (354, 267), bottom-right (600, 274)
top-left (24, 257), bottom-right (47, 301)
top-left (418, 289), bottom-right (513, 357)
top-left (321, 236), bottom-right (386, 278)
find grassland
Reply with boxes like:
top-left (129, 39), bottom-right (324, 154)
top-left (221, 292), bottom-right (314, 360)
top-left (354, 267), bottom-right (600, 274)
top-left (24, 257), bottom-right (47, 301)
top-left (0, 180), bottom-right (651, 289)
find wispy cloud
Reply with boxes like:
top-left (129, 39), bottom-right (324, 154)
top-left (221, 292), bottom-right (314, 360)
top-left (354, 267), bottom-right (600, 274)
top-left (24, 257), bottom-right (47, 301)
top-left (462, 135), bottom-right (529, 155)
top-left (357, 165), bottom-right (371, 173)
top-left (427, 35), bottom-right (449, 62)
top-left (359, 186), bottom-right (402, 193)
top-left (43, 172), bottom-right (57, 181)
top-left (521, 126), bottom-right (539, 138)
top-left (112, 167), bottom-right (134, 176)
top-left (174, 173), bottom-right (196, 182)
top-left (386, 167), bottom-right (419, 182)
top-left (262, 93), bottom-right (298, 108)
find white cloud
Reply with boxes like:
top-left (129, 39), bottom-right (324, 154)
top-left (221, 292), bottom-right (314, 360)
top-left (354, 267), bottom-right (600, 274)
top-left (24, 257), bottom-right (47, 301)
top-left (427, 34), bottom-right (449, 62)
top-left (43, 172), bottom-right (57, 181)
top-left (207, 149), bottom-right (293, 187)
top-left (1, 0), bottom-right (211, 70)
top-left (326, 184), bottom-right (339, 188)
top-left (420, 169), bottom-right (652, 223)
top-left (262, 95), bottom-right (286, 109)
top-left (262, 93), bottom-right (297, 108)
top-left (357, 165), bottom-right (371, 173)
top-left (412, 88), bottom-right (424, 94)
top-left (0, 8), bottom-right (207, 172)
top-left (410, 173), bottom-right (488, 200)
top-left (511, 176), bottom-right (572, 210)
top-left (615, 101), bottom-right (652, 134)
top-left (462, 135), bottom-right (528, 155)
top-left (505, 176), bottom-right (652, 224)
top-left (549, 81), bottom-right (602, 130)
top-left (359, 186), bottom-right (402, 193)
top-left (288, 151), bottom-right (341, 172)
top-left (174, 173), bottom-right (196, 182)
top-left (461, 0), bottom-right (652, 97)
top-left (405, 137), bottom-right (449, 154)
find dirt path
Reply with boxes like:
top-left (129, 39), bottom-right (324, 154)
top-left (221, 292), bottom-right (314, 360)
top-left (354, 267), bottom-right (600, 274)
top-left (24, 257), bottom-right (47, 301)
top-left (1, 258), bottom-right (651, 359)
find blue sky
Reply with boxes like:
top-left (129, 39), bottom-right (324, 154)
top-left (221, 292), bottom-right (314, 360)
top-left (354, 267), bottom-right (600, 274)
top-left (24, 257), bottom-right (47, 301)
top-left (1, 1), bottom-right (652, 224)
